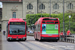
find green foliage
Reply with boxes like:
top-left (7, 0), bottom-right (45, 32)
top-left (26, 13), bottom-right (75, 33)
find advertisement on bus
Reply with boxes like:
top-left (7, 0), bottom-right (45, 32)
top-left (42, 24), bottom-right (58, 35)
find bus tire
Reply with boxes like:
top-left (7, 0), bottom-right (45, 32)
top-left (7, 39), bottom-right (10, 41)
top-left (35, 34), bottom-right (38, 41)
top-left (23, 38), bottom-right (26, 41)
top-left (35, 39), bottom-right (38, 41)
top-left (54, 40), bottom-right (58, 42)
top-left (39, 39), bottom-right (43, 42)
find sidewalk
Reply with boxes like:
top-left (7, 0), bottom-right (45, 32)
top-left (0, 32), bottom-right (2, 50)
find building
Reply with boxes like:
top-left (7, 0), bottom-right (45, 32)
top-left (0, 0), bottom-right (75, 31)
top-left (0, 8), bottom-right (2, 32)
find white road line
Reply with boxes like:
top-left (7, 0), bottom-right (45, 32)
top-left (44, 42), bottom-right (75, 50)
top-left (30, 41), bottom-right (63, 50)
top-left (20, 42), bottom-right (43, 50)
top-left (15, 42), bottom-right (29, 50)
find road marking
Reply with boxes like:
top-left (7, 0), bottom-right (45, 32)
top-left (20, 42), bottom-right (44, 50)
top-left (30, 41), bottom-right (63, 50)
top-left (16, 42), bottom-right (29, 50)
top-left (44, 42), bottom-right (75, 50)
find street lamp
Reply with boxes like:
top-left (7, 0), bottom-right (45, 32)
top-left (41, 3), bottom-right (42, 17)
top-left (63, 0), bottom-right (65, 35)
top-left (69, 15), bottom-right (71, 30)
top-left (34, 6), bottom-right (36, 30)
top-left (29, 12), bottom-right (31, 29)
top-left (63, 0), bottom-right (65, 41)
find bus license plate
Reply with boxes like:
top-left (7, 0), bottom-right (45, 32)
top-left (48, 34), bottom-right (52, 36)
top-left (16, 38), bottom-right (18, 40)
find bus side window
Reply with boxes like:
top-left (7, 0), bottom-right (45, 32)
top-left (26, 25), bottom-right (28, 31)
top-left (35, 25), bottom-right (38, 31)
top-left (38, 24), bottom-right (40, 31)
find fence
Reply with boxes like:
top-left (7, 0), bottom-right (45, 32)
top-left (60, 35), bottom-right (75, 43)
top-left (60, 22), bottom-right (75, 33)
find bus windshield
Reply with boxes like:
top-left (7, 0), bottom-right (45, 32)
top-left (9, 25), bottom-right (25, 35)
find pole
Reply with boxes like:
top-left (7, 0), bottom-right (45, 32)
top-left (41, 8), bottom-right (42, 17)
top-left (41, 2), bottom-right (42, 17)
top-left (69, 18), bottom-right (70, 30)
top-left (35, 6), bottom-right (36, 22)
top-left (63, 0), bottom-right (65, 41)
top-left (30, 13), bottom-right (31, 29)
top-left (50, 0), bottom-right (51, 17)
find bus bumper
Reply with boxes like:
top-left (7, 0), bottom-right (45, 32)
top-left (41, 37), bottom-right (59, 40)
top-left (7, 37), bottom-right (26, 41)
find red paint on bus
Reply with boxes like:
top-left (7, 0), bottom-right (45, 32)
top-left (6, 18), bottom-right (27, 41)
top-left (34, 17), bottom-right (60, 41)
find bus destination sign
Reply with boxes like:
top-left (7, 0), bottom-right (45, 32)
top-left (10, 22), bottom-right (25, 25)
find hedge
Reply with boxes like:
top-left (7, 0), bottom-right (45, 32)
top-left (26, 13), bottom-right (75, 33)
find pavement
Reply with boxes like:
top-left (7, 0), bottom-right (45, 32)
top-left (2, 34), bottom-right (75, 50)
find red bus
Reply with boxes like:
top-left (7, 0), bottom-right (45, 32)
top-left (34, 17), bottom-right (60, 41)
top-left (6, 18), bottom-right (27, 41)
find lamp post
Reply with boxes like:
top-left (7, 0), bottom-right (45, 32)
top-left (69, 15), bottom-right (71, 30)
top-left (63, 0), bottom-right (65, 35)
top-left (63, 0), bottom-right (65, 41)
top-left (29, 12), bottom-right (31, 29)
top-left (35, 6), bottom-right (36, 22)
top-left (41, 4), bottom-right (42, 17)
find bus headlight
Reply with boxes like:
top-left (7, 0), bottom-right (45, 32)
top-left (23, 37), bottom-right (25, 39)
top-left (8, 37), bottom-right (12, 40)
top-left (8, 37), bottom-right (12, 38)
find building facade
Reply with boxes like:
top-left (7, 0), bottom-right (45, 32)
top-left (0, 8), bottom-right (2, 32)
top-left (0, 0), bottom-right (75, 31)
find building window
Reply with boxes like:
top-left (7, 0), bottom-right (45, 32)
top-left (12, 12), bottom-right (16, 18)
top-left (53, 3), bottom-right (59, 9)
top-left (39, 3), bottom-right (45, 9)
top-left (67, 3), bottom-right (73, 9)
top-left (27, 3), bottom-right (33, 9)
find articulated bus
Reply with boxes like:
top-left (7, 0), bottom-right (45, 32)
top-left (6, 18), bottom-right (27, 41)
top-left (34, 17), bottom-right (60, 41)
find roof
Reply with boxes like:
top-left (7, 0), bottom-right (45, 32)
top-left (35, 17), bottom-right (59, 25)
top-left (8, 18), bottom-right (25, 23)
top-left (0, 0), bottom-right (22, 2)
top-left (38, 17), bottom-right (58, 20)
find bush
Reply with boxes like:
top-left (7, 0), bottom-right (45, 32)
top-left (26, 13), bottom-right (75, 33)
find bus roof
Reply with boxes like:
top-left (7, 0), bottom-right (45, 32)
top-left (8, 18), bottom-right (25, 23)
top-left (35, 17), bottom-right (59, 25)
top-left (38, 17), bottom-right (58, 20)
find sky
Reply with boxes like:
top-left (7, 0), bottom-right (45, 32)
top-left (0, 2), bottom-right (2, 8)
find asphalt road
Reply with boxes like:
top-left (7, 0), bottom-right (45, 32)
top-left (2, 35), bottom-right (75, 50)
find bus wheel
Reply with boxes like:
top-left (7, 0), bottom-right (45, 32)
top-left (54, 40), bottom-right (58, 42)
top-left (35, 39), bottom-right (38, 41)
top-left (7, 39), bottom-right (10, 41)
top-left (39, 39), bottom-right (43, 42)
top-left (56, 40), bottom-right (58, 42)
top-left (35, 34), bottom-right (38, 41)
top-left (23, 38), bottom-right (26, 41)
